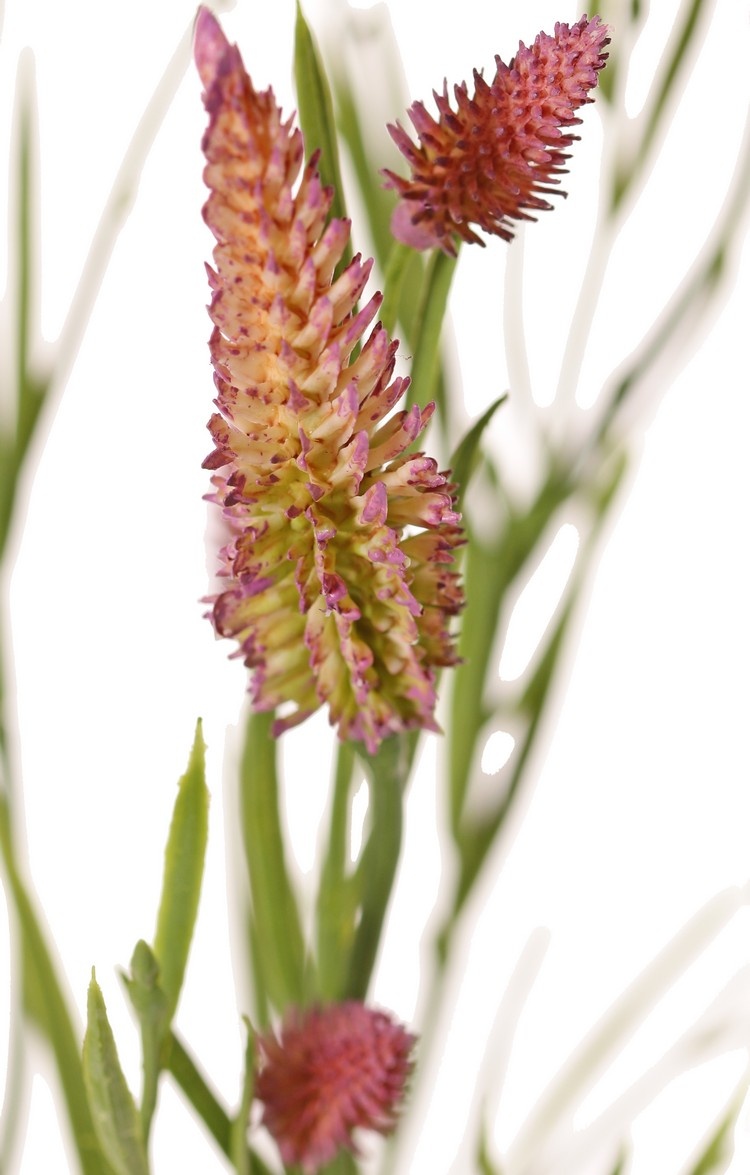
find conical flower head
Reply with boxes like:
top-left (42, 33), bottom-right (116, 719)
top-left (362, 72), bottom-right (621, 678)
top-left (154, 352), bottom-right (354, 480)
top-left (255, 1002), bottom-right (416, 1172)
top-left (383, 15), bottom-right (610, 254)
top-left (195, 9), bottom-right (463, 753)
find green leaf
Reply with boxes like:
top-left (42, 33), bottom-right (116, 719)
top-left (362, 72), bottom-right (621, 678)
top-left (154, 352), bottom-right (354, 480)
top-left (239, 710), bottom-right (307, 1012)
top-left (0, 795), bottom-right (111, 1175)
top-left (607, 1146), bottom-right (630, 1175)
top-left (686, 1085), bottom-right (745, 1174)
top-left (82, 971), bottom-right (149, 1175)
top-left (152, 721), bottom-right (209, 1023)
top-left (121, 941), bottom-right (169, 1143)
top-left (449, 394), bottom-right (508, 510)
top-left (294, 3), bottom-right (350, 248)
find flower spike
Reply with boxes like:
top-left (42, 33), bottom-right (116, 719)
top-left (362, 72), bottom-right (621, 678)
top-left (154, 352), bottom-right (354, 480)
top-left (255, 1002), bottom-right (416, 1173)
top-left (195, 9), bottom-right (463, 753)
top-left (383, 15), bottom-right (610, 254)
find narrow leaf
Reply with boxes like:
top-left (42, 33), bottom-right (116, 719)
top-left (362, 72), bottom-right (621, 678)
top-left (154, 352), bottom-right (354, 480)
top-left (82, 971), bottom-right (149, 1175)
top-left (0, 795), bottom-right (110, 1175)
top-left (294, 3), bottom-right (349, 242)
top-left (687, 1083), bottom-right (746, 1174)
top-left (121, 940), bottom-right (169, 1143)
top-left (153, 720), bottom-right (209, 1022)
top-left (449, 394), bottom-right (508, 510)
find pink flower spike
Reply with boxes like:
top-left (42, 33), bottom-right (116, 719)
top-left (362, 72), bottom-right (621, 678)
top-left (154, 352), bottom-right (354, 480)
top-left (255, 1002), bottom-right (416, 1173)
top-left (195, 10), bottom-right (464, 752)
top-left (383, 15), bottom-right (610, 254)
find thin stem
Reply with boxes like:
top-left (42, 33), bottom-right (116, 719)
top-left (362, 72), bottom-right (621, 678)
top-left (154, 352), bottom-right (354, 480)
top-left (166, 1032), bottom-right (272, 1175)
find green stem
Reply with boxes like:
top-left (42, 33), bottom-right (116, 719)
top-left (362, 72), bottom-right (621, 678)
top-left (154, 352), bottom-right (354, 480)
top-left (166, 1033), bottom-right (271, 1175)
top-left (316, 742), bottom-right (359, 1000)
top-left (239, 710), bottom-right (307, 1016)
top-left (345, 734), bottom-right (415, 1000)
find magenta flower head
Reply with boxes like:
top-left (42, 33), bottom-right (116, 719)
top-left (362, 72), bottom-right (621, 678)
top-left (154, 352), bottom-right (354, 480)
top-left (383, 15), bottom-right (610, 254)
top-left (255, 1001), bottom-right (416, 1172)
top-left (194, 10), bottom-right (463, 753)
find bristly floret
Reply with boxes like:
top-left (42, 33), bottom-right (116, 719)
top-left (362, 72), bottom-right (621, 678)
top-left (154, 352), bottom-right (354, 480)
top-left (195, 8), bottom-right (463, 753)
top-left (383, 15), bottom-right (610, 255)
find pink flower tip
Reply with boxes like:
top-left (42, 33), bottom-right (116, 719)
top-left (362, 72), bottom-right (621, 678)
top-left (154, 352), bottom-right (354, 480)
top-left (255, 1002), bottom-right (416, 1172)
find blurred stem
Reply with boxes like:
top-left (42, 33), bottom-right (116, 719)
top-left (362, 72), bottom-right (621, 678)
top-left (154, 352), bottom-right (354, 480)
top-left (611, 0), bottom-right (714, 212)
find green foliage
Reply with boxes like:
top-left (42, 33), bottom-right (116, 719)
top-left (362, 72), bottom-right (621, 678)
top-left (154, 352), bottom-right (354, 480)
top-left (121, 941), bottom-right (169, 1143)
top-left (0, 796), bottom-right (111, 1175)
top-left (82, 971), bottom-right (149, 1175)
top-left (449, 395), bottom-right (508, 510)
top-left (153, 720), bottom-right (209, 1023)
top-left (294, 2), bottom-right (350, 262)
top-left (239, 711), bottom-right (307, 1016)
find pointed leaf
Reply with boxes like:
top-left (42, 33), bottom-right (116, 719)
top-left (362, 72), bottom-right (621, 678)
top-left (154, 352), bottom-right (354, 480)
top-left (82, 971), bottom-right (149, 1175)
top-left (153, 720), bottom-right (209, 1022)
top-left (0, 795), bottom-right (110, 1175)
top-left (450, 394), bottom-right (508, 510)
top-left (687, 1084), bottom-right (746, 1174)
top-left (294, 3), bottom-right (349, 241)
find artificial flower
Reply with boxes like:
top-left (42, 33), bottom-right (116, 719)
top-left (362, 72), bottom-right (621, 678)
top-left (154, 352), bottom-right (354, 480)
top-left (255, 1001), bottom-right (416, 1172)
top-left (383, 15), bottom-right (610, 254)
top-left (195, 10), bottom-right (463, 754)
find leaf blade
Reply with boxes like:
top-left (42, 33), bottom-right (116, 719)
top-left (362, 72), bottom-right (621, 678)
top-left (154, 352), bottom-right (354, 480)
top-left (82, 971), bottom-right (149, 1175)
top-left (152, 720), bottom-right (209, 1023)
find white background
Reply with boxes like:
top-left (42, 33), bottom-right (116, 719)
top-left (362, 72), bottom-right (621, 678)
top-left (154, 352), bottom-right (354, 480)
top-left (1, 0), bottom-right (749, 1171)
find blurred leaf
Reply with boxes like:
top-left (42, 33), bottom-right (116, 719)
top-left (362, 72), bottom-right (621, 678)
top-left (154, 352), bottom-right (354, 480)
top-left (449, 395), bottom-right (508, 510)
top-left (153, 720), bottom-right (209, 1024)
top-left (121, 941), bottom-right (169, 1143)
top-left (612, 0), bottom-right (713, 210)
top-left (294, 2), bottom-right (350, 257)
top-left (239, 711), bottom-right (307, 1012)
top-left (476, 1118), bottom-right (503, 1173)
top-left (608, 1146), bottom-right (630, 1175)
top-left (231, 1018), bottom-right (256, 1175)
top-left (686, 1084), bottom-right (746, 1174)
top-left (83, 971), bottom-right (149, 1175)
top-left (506, 887), bottom-right (750, 1171)
top-left (0, 795), bottom-right (110, 1175)
top-left (406, 249), bottom-right (457, 422)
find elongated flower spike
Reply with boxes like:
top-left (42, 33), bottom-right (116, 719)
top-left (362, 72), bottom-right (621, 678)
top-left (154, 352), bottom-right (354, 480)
top-left (195, 9), bottom-right (463, 753)
top-left (383, 15), bottom-right (610, 255)
top-left (255, 1002), bottom-right (416, 1173)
